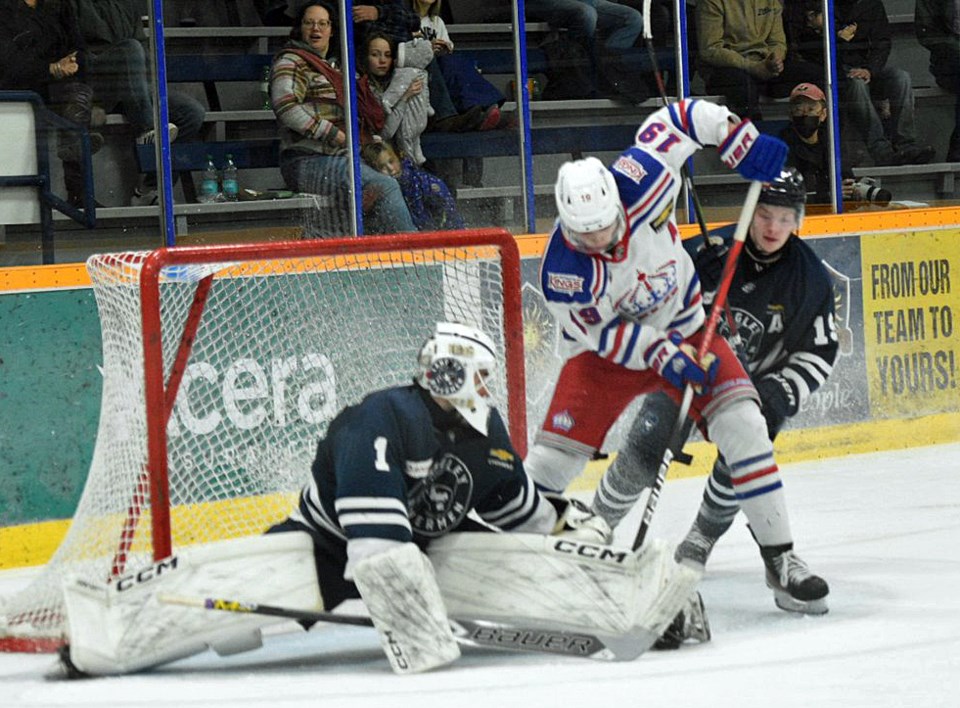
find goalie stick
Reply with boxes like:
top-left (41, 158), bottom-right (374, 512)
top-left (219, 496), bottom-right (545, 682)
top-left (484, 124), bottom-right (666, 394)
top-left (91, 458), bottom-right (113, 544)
top-left (158, 594), bottom-right (660, 662)
top-left (632, 180), bottom-right (764, 550)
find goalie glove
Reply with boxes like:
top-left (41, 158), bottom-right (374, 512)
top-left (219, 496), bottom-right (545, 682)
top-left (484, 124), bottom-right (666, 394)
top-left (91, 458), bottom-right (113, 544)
top-left (544, 493), bottom-right (613, 545)
top-left (719, 119), bottom-right (787, 183)
top-left (644, 331), bottom-right (719, 394)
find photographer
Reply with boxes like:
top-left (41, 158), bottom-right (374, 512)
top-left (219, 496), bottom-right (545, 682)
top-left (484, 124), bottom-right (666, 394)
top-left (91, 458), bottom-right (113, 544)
top-left (779, 82), bottom-right (890, 210)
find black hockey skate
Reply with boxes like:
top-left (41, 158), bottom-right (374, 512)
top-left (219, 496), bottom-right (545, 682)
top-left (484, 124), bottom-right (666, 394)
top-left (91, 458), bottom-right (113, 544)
top-left (759, 543), bottom-right (829, 615)
top-left (654, 591), bottom-right (712, 650)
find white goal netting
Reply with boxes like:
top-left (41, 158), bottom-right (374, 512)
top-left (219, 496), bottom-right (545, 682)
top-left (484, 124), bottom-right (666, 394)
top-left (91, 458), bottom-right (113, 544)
top-left (0, 231), bottom-right (524, 649)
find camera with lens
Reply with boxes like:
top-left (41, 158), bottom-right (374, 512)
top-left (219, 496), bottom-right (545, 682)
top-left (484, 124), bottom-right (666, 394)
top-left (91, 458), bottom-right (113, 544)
top-left (849, 177), bottom-right (892, 206)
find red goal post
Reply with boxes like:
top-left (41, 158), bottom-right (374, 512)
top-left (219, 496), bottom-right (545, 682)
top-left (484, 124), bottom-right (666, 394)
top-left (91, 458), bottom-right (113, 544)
top-left (0, 229), bottom-right (526, 652)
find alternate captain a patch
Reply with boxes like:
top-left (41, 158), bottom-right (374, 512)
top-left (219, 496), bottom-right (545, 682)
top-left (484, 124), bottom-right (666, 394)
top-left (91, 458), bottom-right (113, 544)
top-left (409, 453), bottom-right (473, 537)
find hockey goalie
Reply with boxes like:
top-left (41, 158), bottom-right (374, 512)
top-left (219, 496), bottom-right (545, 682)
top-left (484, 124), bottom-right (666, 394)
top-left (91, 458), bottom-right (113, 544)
top-left (62, 322), bottom-right (708, 676)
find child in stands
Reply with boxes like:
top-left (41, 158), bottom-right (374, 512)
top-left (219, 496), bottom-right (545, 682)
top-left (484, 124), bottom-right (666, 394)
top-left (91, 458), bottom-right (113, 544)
top-left (361, 31), bottom-right (433, 165)
top-left (362, 141), bottom-right (466, 230)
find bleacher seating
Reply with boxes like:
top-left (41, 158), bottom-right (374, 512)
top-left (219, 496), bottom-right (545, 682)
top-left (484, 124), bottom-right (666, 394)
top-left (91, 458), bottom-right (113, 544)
top-left (8, 0), bottom-right (958, 266)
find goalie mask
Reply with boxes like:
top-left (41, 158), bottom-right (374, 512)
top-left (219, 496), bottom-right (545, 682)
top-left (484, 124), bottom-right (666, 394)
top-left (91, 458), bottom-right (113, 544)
top-left (555, 156), bottom-right (627, 255)
top-left (417, 322), bottom-right (498, 435)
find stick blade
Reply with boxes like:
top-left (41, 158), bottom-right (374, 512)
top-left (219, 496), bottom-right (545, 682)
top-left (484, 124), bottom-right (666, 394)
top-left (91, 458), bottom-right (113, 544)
top-left (448, 617), bottom-right (659, 661)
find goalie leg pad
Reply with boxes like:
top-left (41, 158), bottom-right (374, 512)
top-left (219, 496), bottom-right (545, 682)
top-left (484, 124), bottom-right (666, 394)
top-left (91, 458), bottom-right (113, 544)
top-left (63, 532), bottom-right (322, 675)
top-left (634, 557), bottom-right (704, 641)
top-left (352, 543), bottom-right (460, 674)
top-left (428, 532), bottom-right (679, 638)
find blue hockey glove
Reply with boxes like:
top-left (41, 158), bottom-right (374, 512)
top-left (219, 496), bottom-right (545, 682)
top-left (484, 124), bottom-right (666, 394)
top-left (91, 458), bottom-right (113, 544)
top-left (645, 331), bottom-right (719, 394)
top-left (719, 119), bottom-right (787, 183)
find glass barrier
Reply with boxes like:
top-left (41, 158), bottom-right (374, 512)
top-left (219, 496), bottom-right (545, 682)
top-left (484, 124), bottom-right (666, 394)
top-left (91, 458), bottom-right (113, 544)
top-left (1, 0), bottom-right (956, 267)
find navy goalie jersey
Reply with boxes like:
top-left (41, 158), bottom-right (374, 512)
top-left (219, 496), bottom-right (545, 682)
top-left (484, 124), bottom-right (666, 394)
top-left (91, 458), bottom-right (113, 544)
top-left (288, 385), bottom-right (543, 546)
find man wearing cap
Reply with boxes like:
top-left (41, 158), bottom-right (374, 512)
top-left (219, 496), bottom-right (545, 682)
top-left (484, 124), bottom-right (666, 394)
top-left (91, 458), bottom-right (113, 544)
top-left (784, 0), bottom-right (934, 166)
top-left (780, 82), bottom-right (857, 206)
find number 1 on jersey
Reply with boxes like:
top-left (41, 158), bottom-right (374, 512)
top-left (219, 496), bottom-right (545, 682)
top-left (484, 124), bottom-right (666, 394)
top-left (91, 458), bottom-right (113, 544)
top-left (373, 436), bottom-right (389, 471)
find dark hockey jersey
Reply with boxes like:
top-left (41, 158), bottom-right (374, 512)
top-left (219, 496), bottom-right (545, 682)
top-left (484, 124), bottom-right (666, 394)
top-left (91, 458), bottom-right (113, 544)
top-left (289, 385), bottom-right (541, 545)
top-left (686, 227), bottom-right (839, 426)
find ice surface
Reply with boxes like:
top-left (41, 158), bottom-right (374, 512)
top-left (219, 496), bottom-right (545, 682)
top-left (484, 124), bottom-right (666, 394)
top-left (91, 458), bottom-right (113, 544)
top-left (3, 443), bottom-right (959, 708)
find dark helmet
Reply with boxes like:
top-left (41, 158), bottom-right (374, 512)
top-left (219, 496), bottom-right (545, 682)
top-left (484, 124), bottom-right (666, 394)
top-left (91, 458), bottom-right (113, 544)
top-left (758, 168), bottom-right (806, 222)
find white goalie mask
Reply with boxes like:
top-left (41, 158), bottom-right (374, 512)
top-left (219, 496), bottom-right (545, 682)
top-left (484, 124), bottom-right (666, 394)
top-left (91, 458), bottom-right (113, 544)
top-left (417, 322), bottom-right (498, 435)
top-left (555, 156), bottom-right (627, 255)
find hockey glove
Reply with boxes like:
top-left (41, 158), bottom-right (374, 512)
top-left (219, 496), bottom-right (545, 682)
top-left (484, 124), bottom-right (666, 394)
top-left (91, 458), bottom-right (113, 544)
top-left (645, 331), bottom-right (719, 394)
top-left (754, 375), bottom-right (793, 439)
top-left (719, 119), bottom-right (787, 183)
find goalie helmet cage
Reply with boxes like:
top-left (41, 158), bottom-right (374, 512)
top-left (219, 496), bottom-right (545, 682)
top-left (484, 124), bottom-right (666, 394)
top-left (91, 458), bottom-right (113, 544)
top-left (0, 229), bottom-right (526, 652)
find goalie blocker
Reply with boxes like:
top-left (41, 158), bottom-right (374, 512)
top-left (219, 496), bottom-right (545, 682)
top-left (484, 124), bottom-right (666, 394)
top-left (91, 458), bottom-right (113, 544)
top-left (62, 530), bottom-right (707, 676)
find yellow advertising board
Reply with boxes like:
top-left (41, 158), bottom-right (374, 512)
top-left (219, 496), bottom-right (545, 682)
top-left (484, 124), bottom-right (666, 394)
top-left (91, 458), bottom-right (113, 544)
top-left (861, 230), bottom-right (959, 416)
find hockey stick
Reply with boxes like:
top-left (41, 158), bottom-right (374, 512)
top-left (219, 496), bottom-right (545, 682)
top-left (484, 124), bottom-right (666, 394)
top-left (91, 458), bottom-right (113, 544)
top-left (159, 594), bottom-right (659, 662)
top-left (632, 180), bottom-right (763, 551)
top-left (642, 0), bottom-right (710, 239)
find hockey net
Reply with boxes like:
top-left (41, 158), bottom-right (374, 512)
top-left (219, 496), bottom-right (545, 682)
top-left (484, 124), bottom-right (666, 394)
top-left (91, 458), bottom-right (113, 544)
top-left (0, 230), bottom-right (526, 652)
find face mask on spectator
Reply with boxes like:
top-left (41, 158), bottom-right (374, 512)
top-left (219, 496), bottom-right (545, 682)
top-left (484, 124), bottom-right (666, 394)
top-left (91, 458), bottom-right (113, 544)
top-left (791, 115), bottom-right (820, 139)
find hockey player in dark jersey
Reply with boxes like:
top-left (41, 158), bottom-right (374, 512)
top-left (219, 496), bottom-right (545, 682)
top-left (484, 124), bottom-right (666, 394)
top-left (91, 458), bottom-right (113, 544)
top-left (591, 169), bottom-right (838, 615)
top-left (62, 321), bottom-right (713, 677)
top-left (266, 321), bottom-right (568, 670)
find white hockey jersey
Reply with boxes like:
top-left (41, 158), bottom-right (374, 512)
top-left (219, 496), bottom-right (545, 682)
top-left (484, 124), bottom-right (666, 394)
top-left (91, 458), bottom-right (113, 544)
top-left (539, 99), bottom-right (742, 370)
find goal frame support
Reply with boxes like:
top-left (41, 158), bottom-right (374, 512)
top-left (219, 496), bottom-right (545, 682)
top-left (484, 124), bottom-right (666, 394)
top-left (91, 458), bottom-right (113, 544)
top-left (137, 230), bottom-right (527, 563)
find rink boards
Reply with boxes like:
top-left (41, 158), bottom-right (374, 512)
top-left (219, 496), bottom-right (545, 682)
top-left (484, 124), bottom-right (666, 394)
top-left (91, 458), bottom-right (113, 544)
top-left (2, 207), bottom-right (959, 568)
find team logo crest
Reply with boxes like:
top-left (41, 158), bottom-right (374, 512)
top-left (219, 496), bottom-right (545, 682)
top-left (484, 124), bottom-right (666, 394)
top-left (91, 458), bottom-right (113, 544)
top-left (618, 262), bottom-right (679, 320)
top-left (409, 453), bottom-right (473, 537)
top-left (720, 307), bottom-right (765, 361)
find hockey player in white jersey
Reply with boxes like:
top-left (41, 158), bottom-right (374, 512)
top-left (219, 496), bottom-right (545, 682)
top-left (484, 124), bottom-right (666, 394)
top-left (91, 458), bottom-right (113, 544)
top-left (592, 170), bottom-right (835, 615)
top-left (525, 99), bottom-right (829, 610)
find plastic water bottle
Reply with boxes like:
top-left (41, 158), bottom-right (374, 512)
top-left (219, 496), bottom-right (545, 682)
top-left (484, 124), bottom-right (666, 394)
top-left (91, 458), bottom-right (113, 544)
top-left (198, 154), bottom-right (220, 203)
top-left (260, 65), bottom-right (271, 110)
top-left (222, 154), bottom-right (239, 202)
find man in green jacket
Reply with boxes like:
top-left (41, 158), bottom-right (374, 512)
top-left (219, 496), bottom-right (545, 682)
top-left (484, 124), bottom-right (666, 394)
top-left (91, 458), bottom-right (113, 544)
top-left (696, 0), bottom-right (822, 121)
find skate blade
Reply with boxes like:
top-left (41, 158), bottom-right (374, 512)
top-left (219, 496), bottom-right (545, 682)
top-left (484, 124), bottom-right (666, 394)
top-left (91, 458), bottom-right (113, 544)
top-left (770, 586), bottom-right (829, 616)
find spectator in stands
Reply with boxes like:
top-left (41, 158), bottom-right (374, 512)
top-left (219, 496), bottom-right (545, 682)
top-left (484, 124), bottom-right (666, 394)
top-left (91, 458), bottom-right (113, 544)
top-left (354, 0), bottom-right (487, 131)
top-left (410, 0), bottom-right (504, 128)
top-left (270, 1), bottom-right (417, 235)
top-left (916, 0), bottom-right (960, 161)
top-left (0, 0), bottom-right (103, 208)
top-left (71, 0), bottom-right (207, 206)
top-left (362, 141), bottom-right (466, 230)
top-left (525, 0), bottom-right (646, 101)
top-left (361, 31), bottom-right (432, 165)
top-left (785, 0), bottom-right (933, 165)
top-left (779, 82), bottom-right (858, 208)
top-left (696, 0), bottom-right (823, 122)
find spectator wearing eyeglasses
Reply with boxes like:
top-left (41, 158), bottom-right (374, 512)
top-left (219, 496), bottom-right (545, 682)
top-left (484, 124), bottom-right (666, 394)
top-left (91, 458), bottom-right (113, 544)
top-left (270, 1), bottom-right (417, 235)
